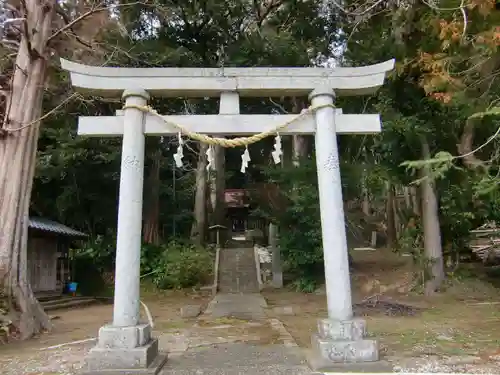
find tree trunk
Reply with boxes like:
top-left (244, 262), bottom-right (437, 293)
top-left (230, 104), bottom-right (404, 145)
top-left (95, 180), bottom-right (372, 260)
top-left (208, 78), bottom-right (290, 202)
top-left (411, 186), bottom-right (420, 215)
top-left (292, 135), bottom-right (307, 166)
top-left (386, 182), bottom-right (397, 247)
top-left (291, 98), bottom-right (308, 167)
top-left (281, 135), bottom-right (293, 167)
top-left (0, 0), bottom-right (55, 339)
top-left (457, 117), bottom-right (486, 170)
top-left (191, 143), bottom-right (209, 245)
top-left (209, 145), bottom-right (226, 227)
top-left (361, 168), bottom-right (370, 216)
top-left (393, 189), bottom-right (401, 238)
top-left (143, 147), bottom-right (161, 245)
top-left (269, 223), bottom-right (283, 288)
top-left (403, 186), bottom-right (411, 209)
top-left (420, 138), bottom-right (445, 295)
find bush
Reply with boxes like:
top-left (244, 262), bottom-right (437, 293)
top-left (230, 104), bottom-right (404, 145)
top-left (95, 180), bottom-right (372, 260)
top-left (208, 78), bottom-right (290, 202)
top-left (74, 237), bottom-right (214, 294)
top-left (141, 240), bottom-right (214, 290)
top-left (72, 235), bottom-right (116, 296)
top-left (255, 160), bottom-right (325, 291)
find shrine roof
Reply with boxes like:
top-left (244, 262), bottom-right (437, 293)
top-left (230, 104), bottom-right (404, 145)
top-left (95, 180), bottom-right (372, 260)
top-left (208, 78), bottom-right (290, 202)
top-left (29, 217), bottom-right (88, 238)
top-left (225, 189), bottom-right (250, 208)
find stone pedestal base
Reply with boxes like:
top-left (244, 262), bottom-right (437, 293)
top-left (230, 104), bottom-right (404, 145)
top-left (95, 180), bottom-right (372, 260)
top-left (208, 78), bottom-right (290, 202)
top-left (309, 318), bottom-right (388, 372)
top-left (81, 324), bottom-right (167, 375)
top-left (308, 353), bottom-right (392, 374)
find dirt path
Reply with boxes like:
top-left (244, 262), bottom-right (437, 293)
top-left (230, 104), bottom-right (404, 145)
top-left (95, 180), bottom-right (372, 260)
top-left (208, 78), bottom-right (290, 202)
top-left (0, 290), bottom-right (211, 375)
top-left (0, 290), bottom-right (300, 375)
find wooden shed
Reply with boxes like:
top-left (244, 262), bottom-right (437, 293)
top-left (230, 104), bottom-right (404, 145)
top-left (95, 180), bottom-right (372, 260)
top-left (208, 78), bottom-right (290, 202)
top-left (27, 217), bottom-right (87, 297)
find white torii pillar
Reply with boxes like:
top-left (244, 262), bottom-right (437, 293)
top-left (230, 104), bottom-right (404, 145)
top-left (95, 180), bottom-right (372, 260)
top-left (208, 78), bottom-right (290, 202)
top-left (309, 88), bottom-right (382, 369)
top-left (61, 58), bottom-right (394, 373)
top-left (113, 89), bottom-right (148, 327)
top-left (84, 89), bottom-right (167, 374)
top-left (311, 87), bottom-right (353, 321)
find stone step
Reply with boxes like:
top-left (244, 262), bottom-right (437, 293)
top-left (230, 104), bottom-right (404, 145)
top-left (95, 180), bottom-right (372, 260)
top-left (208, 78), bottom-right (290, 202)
top-left (40, 296), bottom-right (92, 306)
top-left (218, 270), bottom-right (258, 277)
top-left (217, 247), bottom-right (259, 293)
top-left (42, 297), bottom-right (101, 311)
top-left (219, 271), bottom-right (256, 276)
top-left (36, 291), bottom-right (65, 302)
top-left (219, 282), bottom-right (259, 289)
top-left (218, 285), bottom-right (259, 291)
top-left (218, 278), bottom-right (259, 284)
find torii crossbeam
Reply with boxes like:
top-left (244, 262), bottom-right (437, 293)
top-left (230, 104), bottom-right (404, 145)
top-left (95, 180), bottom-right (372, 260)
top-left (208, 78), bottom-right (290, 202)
top-left (78, 110), bottom-right (382, 137)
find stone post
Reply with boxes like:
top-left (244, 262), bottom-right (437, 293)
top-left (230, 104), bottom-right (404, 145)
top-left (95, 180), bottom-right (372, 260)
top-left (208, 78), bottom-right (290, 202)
top-left (309, 87), bottom-right (380, 370)
top-left (84, 89), bottom-right (167, 374)
top-left (310, 88), bottom-right (352, 321)
top-left (269, 223), bottom-right (283, 288)
top-left (113, 89), bottom-right (149, 327)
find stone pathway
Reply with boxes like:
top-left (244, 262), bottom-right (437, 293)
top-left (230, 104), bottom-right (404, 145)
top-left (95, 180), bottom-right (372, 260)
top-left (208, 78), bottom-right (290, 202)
top-left (161, 342), bottom-right (310, 375)
top-left (158, 293), bottom-right (313, 374)
top-left (202, 293), bottom-right (268, 320)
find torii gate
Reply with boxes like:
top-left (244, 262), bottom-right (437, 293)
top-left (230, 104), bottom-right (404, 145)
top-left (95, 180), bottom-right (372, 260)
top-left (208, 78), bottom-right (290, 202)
top-left (61, 58), bottom-right (394, 374)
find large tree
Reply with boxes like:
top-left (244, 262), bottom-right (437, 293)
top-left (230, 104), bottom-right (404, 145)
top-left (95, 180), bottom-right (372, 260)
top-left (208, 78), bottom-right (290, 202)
top-left (0, 0), bottom-right (115, 339)
top-left (1, 0), bottom-right (60, 339)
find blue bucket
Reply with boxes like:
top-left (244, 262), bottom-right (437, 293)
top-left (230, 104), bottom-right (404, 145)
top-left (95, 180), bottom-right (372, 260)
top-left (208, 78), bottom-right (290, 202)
top-left (68, 282), bottom-right (78, 293)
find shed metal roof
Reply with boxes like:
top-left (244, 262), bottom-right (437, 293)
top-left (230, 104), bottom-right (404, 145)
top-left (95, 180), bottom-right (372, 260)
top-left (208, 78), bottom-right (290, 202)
top-left (28, 217), bottom-right (88, 238)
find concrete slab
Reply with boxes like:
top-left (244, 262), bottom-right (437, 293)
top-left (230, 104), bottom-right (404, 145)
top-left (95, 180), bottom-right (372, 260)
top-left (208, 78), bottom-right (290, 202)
top-left (306, 348), bottom-right (392, 373)
top-left (203, 293), bottom-right (267, 320)
top-left (179, 305), bottom-right (201, 318)
top-left (156, 331), bottom-right (189, 356)
top-left (160, 343), bottom-right (311, 375)
top-left (314, 361), bottom-right (393, 373)
top-left (82, 354), bottom-right (168, 375)
top-left (85, 338), bottom-right (160, 371)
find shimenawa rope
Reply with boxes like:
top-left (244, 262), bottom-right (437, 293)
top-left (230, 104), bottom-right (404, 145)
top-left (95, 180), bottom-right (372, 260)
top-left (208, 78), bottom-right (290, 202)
top-left (121, 103), bottom-right (336, 148)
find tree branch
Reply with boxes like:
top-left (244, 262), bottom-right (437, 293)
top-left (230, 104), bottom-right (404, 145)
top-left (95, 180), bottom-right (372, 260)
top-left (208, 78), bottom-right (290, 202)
top-left (257, 0), bottom-right (283, 28)
top-left (48, 2), bottom-right (108, 43)
top-left (48, 1), bottom-right (144, 45)
top-left (0, 39), bottom-right (20, 49)
top-left (458, 117), bottom-right (485, 169)
top-left (53, 4), bottom-right (93, 49)
top-left (18, 0), bottom-right (33, 57)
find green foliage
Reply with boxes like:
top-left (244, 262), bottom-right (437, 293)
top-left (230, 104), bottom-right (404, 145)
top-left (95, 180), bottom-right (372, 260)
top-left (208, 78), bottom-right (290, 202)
top-left (396, 217), bottom-right (422, 258)
top-left (72, 236), bottom-right (117, 296)
top-left (469, 107), bottom-right (500, 121)
top-left (290, 276), bottom-right (319, 293)
top-left (141, 240), bottom-right (214, 290)
top-left (258, 159), bottom-right (324, 291)
top-left (401, 151), bottom-right (456, 184)
top-left (73, 238), bottom-right (214, 293)
top-left (395, 219), bottom-right (440, 291)
top-left (278, 183), bottom-right (324, 288)
top-left (440, 186), bottom-right (476, 254)
top-left (76, 235), bottom-right (116, 270)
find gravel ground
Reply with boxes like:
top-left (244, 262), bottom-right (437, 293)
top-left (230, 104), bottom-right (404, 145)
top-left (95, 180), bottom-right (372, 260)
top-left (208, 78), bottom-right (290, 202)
top-left (392, 355), bottom-right (500, 374)
top-left (0, 342), bottom-right (93, 375)
top-left (2, 338), bottom-right (500, 374)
